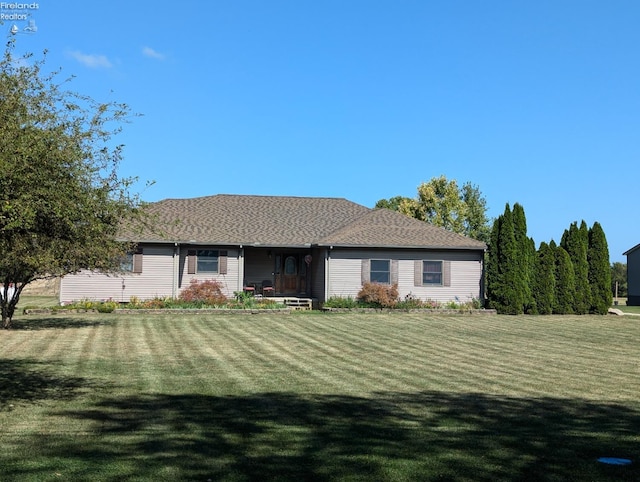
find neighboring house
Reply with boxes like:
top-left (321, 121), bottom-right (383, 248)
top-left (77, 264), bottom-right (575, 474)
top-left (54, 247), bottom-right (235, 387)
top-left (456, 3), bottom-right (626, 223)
top-left (623, 243), bottom-right (640, 306)
top-left (60, 194), bottom-right (487, 306)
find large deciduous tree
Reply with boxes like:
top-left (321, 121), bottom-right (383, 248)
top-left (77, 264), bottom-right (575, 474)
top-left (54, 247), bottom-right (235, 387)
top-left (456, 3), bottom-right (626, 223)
top-left (375, 175), bottom-right (491, 242)
top-left (0, 42), bottom-right (143, 328)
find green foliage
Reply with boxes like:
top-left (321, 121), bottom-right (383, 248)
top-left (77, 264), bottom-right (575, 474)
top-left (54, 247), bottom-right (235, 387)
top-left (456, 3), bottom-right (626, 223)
top-left (512, 203), bottom-right (534, 313)
top-left (611, 262), bottom-right (627, 298)
top-left (95, 301), bottom-right (118, 313)
top-left (532, 242), bottom-right (556, 315)
top-left (587, 222), bottom-right (612, 314)
top-left (395, 297), bottom-right (427, 310)
top-left (553, 246), bottom-right (576, 315)
top-left (0, 42), bottom-right (143, 328)
top-left (487, 204), bottom-right (524, 314)
top-left (374, 196), bottom-right (413, 211)
top-left (178, 279), bottom-right (227, 306)
top-left (375, 175), bottom-right (491, 242)
top-left (560, 221), bottom-right (591, 314)
top-left (486, 203), bottom-right (612, 317)
top-left (356, 282), bottom-right (399, 308)
top-left (323, 296), bottom-right (359, 308)
top-left (52, 299), bottom-right (118, 313)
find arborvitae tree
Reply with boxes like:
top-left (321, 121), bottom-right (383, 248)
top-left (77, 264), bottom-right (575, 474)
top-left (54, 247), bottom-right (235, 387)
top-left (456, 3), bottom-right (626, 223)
top-left (488, 204), bottom-right (524, 314)
top-left (512, 203), bottom-right (534, 313)
top-left (560, 221), bottom-right (591, 314)
top-left (588, 222), bottom-right (612, 314)
top-left (486, 214), bottom-right (502, 308)
top-left (553, 244), bottom-right (577, 315)
top-left (533, 241), bottom-right (556, 314)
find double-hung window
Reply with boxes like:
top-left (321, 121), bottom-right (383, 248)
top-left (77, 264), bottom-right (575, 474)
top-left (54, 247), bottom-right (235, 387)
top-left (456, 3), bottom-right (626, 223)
top-left (422, 260), bottom-right (443, 285)
top-left (121, 247), bottom-right (143, 273)
top-left (370, 259), bottom-right (391, 284)
top-left (196, 250), bottom-right (219, 273)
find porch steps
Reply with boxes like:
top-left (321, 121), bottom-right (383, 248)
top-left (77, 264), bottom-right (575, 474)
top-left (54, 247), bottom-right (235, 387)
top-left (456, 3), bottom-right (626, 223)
top-left (281, 297), bottom-right (313, 310)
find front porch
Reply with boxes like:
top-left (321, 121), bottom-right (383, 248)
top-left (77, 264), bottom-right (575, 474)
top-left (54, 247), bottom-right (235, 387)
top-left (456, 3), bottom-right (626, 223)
top-left (242, 247), bottom-right (313, 298)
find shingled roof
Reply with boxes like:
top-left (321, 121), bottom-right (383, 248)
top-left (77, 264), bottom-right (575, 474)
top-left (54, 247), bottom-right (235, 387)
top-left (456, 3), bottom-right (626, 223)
top-left (125, 194), bottom-right (486, 250)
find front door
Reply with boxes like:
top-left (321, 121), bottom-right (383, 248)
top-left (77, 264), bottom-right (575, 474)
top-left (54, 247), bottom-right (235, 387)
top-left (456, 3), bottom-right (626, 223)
top-left (282, 255), bottom-right (299, 294)
top-left (274, 253), bottom-right (308, 295)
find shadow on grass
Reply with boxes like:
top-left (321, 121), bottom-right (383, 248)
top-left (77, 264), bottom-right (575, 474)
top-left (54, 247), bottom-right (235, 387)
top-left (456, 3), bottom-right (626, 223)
top-left (0, 359), bottom-right (91, 406)
top-left (9, 316), bottom-right (116, 331)
top-left (5, 391), bottom-right (640, 481)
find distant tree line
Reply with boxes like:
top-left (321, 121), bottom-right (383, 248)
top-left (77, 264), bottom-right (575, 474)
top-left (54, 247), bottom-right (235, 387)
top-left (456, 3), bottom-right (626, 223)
top-left (486, 203), bottom-right (612, 315)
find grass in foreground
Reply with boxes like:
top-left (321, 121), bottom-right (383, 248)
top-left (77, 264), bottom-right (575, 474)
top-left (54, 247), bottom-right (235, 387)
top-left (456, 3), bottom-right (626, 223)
top-left (1, 311), bottom-right (639, 481)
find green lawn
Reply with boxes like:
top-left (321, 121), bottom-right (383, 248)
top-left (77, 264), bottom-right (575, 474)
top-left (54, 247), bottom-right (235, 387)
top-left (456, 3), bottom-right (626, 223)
top-left (1, 310), bottom-right (639, 481)
top-left (617, 304), bottom-right (640, 314)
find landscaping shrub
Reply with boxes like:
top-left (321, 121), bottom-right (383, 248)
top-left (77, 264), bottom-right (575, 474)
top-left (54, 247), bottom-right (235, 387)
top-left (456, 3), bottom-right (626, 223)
top-left (395, 297), bottom-right (425, 309)
top-left (357, 282), bottom-right (399, 308)
top-left (96, 301), bottom-right (118, 313)
top-left (323, 296), bottom-right (359, 309)
top-left (179, 279), bottom-right (227, 306)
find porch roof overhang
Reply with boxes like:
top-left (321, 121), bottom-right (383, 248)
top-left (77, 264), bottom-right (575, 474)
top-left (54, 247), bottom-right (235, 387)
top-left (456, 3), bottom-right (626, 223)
top-left (117, 238), bottom-right (315, 249)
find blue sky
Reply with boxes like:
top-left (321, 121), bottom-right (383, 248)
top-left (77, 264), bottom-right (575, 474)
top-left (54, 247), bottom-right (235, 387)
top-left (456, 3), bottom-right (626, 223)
top-left (4, 1), bottom-right (639, 262)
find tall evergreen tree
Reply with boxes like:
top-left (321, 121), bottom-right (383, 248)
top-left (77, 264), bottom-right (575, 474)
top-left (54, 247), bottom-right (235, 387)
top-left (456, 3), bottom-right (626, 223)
top-left (553, 244), bottom-right (576, 314)
top-left (486, 214), bottom-right (502, 309)
top-left (487, 204), bottom-right (524, 314)
top-left (588, 222), bottom-right (612, 314)
top-left (560, 221), bottom-right (591, 314)
top-left (533, 241), bottom-right (556, 314)
top-left (512, 203), bottom-right (533, 313)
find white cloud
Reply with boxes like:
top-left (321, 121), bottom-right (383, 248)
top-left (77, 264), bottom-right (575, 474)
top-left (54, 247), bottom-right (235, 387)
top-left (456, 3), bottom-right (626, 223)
top-left (68, 51), bottom-right (113, 69)
top-left (142, 46), bottom-right (165, 60)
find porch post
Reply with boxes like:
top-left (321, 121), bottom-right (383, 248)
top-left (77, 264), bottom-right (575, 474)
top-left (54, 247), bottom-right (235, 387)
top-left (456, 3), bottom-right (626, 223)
top-left (324, 247), bottom-right (331, 302)
top-left (172, 243), bottom-right (179, 299)
top-left (238, 246), bottom-right (245, 292)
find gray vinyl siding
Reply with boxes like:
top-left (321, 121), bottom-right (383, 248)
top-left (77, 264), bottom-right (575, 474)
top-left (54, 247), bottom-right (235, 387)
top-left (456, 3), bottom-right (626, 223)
top-left (328, 248), bottom-right (483, 303)
top-left (61, 244), bottom-right (241, 303)
top-left (60, 244), bottom-right (175, 304)
top-left (178, 246), bottom-right (239, 298)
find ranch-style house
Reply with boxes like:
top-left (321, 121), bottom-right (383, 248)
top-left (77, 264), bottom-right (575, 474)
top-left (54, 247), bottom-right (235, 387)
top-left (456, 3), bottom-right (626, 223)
top-left (60, 194), bottom-right (487, 307)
